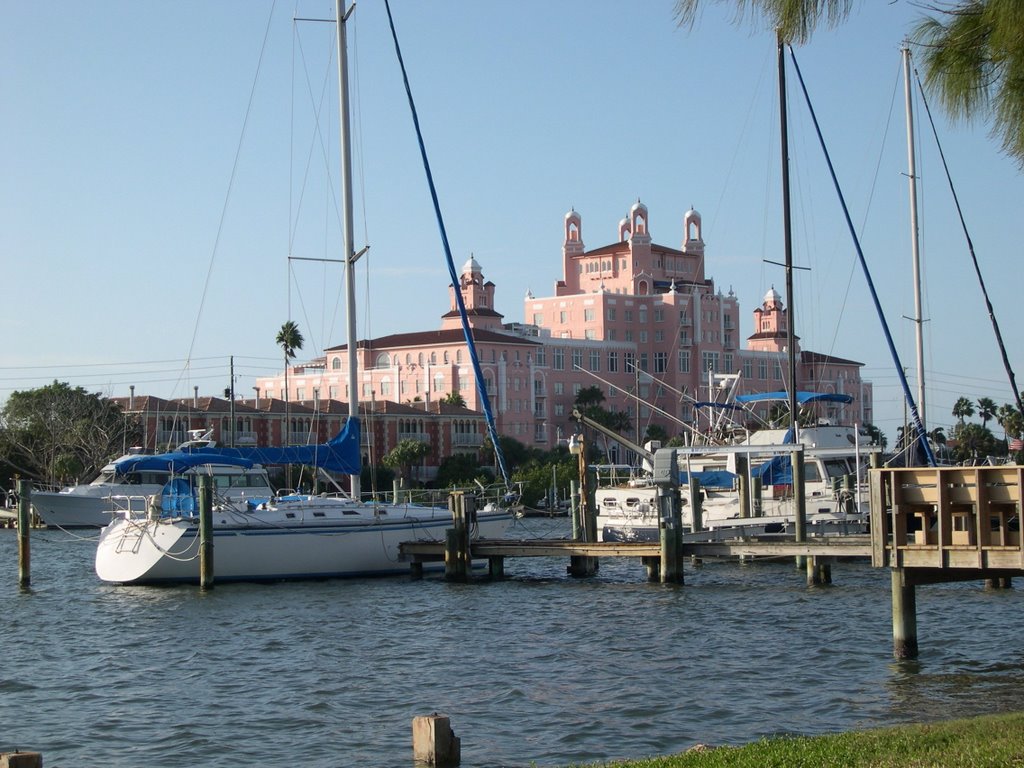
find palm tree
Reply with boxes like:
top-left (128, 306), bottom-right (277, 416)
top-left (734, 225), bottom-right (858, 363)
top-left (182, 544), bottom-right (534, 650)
top-left (275, 320), bottom-right (304, 445)
top-left (976, 397), bottom-right (997, 429)
top-left (952, 396), bottom-right (975, 425)
top-left (674, 1), bottom-right (1024, 169)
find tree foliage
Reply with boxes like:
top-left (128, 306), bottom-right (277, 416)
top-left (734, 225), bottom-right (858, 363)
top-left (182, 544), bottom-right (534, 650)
top-left (675, 0), bottom-right (1024, 168)
top-left (0, 381), bottom-right (142, 485)
top-left (381, 439), bottom-right (430, 485)
top-left (440, 391), bottom-right (467, 408)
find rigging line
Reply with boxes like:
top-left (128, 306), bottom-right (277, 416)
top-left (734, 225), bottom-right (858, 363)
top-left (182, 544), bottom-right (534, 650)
top-left (382, 0), bottom-right (511, 490)
top-left (788, 46), bottom-right (936, 467)
top-left (291, 24), bottom-right (341, 254)
top-left (183, 0), bottom-right (278, 387)
top-left (815, 57), bottom-right (903, 386)
top-left (913, 66), bottom-right (1024, 417)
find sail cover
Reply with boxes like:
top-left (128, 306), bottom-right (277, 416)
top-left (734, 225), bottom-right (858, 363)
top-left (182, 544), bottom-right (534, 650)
top-left (735, 391), bottom-right (853, 405)
top-left (114, 452), bottom-right (255, 476)
top-left (180, 418), bottom-right (362, 475)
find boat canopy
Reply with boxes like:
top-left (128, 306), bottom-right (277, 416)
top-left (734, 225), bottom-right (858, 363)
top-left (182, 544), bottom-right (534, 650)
top-left (679, 469), bottom-right (737, 489)
top-left (183, 417), bottom-right (362, 475)
top-left (114, 452), bottom-right (255, 476)
top-left (752, 455), bottom-right (792, 485)
top-left (735, 391), bottom-right (853, 405)
top-left (691, 401), bottom-right (746, 411)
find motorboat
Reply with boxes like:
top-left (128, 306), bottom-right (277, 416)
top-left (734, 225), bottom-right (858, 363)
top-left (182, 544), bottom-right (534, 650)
top-left (595, 424), bottom-right (878, 542)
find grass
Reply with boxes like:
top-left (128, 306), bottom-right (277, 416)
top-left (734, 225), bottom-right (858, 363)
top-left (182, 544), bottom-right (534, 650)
top-left (572, 712), bottom-right (1024, 767)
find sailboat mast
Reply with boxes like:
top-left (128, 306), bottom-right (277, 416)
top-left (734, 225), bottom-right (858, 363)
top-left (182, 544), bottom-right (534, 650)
top-left (777, 32), bottom-right (798, 438)
top-left (335, 0), bottom-right (360, 499)
top-left (903, 45), bottom-right (926, 435)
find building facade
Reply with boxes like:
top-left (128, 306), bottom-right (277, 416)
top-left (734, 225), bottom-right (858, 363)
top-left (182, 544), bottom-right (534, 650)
top-left (256, 202), bottom-right (873, 453)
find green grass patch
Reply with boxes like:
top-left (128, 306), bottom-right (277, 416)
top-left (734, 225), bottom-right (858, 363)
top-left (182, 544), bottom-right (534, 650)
top-left (573, 712), bottom-right (1024, 767)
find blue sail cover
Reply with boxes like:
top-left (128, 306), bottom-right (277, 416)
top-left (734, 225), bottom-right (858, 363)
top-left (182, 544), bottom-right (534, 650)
top-left (679, 469), bottom-right (737, 489)
top-left (181, 418), bottom-right (362, 475)
top-left (114, 452), bottom-right (255, 476)
top-left (752, 455), bottom-right (793, 485)
top-left (735, 391), bottom-right (853, 405)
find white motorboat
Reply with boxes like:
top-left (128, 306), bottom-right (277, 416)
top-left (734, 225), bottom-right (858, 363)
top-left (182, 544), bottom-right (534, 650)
top-left (595, 424), bottom-right (877, 542)
top-left (33, 431), bottom-right (267, 529)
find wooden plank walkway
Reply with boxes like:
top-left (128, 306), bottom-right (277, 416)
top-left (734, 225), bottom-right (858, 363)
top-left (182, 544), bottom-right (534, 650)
top-left (399, 535), bottom-right (872, 563)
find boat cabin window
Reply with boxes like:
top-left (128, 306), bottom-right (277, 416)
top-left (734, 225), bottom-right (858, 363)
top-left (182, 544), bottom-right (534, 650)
top-left (802, 463), bottom-right (821, 482)
top-left (822, 459), bottom-right (850, 479)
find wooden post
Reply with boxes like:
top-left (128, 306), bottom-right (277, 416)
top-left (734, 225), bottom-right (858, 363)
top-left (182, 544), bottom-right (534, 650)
top-left (444, 493), bottom-right (470, 581)
top-left (806, 556), bottom-right (832, 586)
top-left (199, 474), bottom-right (214, 589)
top-left (488, 556), bottom-right (504, 579)
top-left (410, 561), bottom-right (424, 580)
top-left (570, 479), bottom-right (580, 540)
top-left (412, 713), bottom-right (461, 767)
top-left (688, 478), bottom-right (703, 532)
top-left (17, 479), bottom-right (31, 588)
top-left (792, 448), bottom-right (806, 542)
top-left (751, 476), bottom-right (762, 516)
top-left (891, 568), bottom-right (919, 659)
top-left (0, 751), bottom-right (43, 768)
top-left (736, 454), bottom-right (750, 518)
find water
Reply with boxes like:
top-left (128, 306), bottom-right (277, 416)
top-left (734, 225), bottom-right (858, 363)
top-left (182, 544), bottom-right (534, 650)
top-left (4, 518), bottom-right (1024, 767)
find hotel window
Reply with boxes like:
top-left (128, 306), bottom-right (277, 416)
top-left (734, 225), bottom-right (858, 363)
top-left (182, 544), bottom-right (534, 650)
top-left (559, 311), bottom-right (568, 323)
top-left (535, 347), bottom-right (546, 366)
top-left (624, 330), bottom-right (633, 342)
top-left (584, 308), bottom-right (595, 321)
top-left (608, 351), bottom-right (619, 372)
top-left (723, 353), bottom-right (733, 373)
top-left (624, 352), bottom-right (635, 372)
top-left (759, 360), bottom-right (769, 379)
top-left (639, 353), bottom-right (649, 372)
top-left (608, 329), bottom-right (617, 341)
top-left (554, 382), bottom-right (564, 395)
top-left (553, 349), bottom-right (564, 370)
top-left (607, 307), bottom-right (617, 321)
top-left (533, 313), bottom-right (543, 325)
top-left (654, 308), bottom-right (664, 322)
top-left (381, 380), bottom-right (391, 396)
top-left (743, 359), bottom-right (753, 379)
top-left (774, 362), bottom-right (783, 380)
top-left (639, 331), bottom-right (648, 344)
top-left (702, 351), bottom-right (719, 373)
top-left (624, 309), bottom-right (633, 322)
top-left (584, 330), bottom-right (596, 340)
top-left (678, 350), bottom-right (690, 373)
top-left (655, 330), bottom-right (664, 343)
top-left (638, 308), bottom-right (647, 324)
top-left (332, 357), bottom-right (341, 370)
top-left (589, 350), bottom-right (600, 372)
top-left (654, 351), bottom-right (667, 373)
top-left (572, 349), bottom-right (583, 370)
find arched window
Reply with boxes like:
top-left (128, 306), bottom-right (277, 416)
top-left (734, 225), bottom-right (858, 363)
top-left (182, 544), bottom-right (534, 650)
top-left (375, 352), bottom-right (390, 368)
top-left (331, 356), bottom-right (341, 370)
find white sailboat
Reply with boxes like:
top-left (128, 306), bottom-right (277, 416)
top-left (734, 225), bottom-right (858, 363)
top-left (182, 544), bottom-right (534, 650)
top-left (95, 2), bottom-right (514, 584)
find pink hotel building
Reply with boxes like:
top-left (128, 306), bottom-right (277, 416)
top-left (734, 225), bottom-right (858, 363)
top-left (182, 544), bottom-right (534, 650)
top-left (257, 202), bottom-right (872, 454)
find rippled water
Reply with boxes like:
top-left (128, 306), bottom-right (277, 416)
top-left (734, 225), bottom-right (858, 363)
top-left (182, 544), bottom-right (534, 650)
top-left (4, 518), bottom-right (1024, 767)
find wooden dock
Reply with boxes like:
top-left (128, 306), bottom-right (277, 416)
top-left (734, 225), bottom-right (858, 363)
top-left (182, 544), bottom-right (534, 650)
top-left (871, 465), bottom-right (1024, 658)
top-left (400, 535), bottom-right (871, 582)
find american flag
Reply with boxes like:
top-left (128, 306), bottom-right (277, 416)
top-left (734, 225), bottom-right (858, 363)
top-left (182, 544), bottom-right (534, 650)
top-left (1010, 438), bottom-right (1024, 452)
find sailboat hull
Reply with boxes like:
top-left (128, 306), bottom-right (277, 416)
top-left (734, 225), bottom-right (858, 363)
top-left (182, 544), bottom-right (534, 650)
top-left (95, 505), bottom-right (514, 584)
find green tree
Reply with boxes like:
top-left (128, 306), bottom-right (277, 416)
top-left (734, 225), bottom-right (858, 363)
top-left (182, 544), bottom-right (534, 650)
top-left (928, 426), bottom-right (947, 446)
top-left (440, 391), bottom-right (467, 408)
top-left (951, 422), bottom-right (1002, 463)
top-left (434, 453), bottom-right (491, 489)
top-left (381, 439), bottom-right (430, 487)
top-left (997, 403), bottom-right (1024, 440)
top-left (952, 396), bottom-right (976, 424)
top-left (976, 396), bottom-right (998, 429)
top-left (675, 0), bottom-right (1024, 169)
top-left (0, 381), bottom-right (142, 485)
top-left (275, 320), bottom-right (304, 407)
top-left (863, 423), bottom-right (888, 450)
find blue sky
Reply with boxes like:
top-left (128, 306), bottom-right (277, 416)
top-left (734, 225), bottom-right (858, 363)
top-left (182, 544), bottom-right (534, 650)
top-left (2, 0), bottom-right (1021, 445)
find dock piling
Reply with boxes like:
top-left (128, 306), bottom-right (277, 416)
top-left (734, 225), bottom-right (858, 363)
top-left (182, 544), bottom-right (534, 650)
top-left (199, 474), bottom-right (214, 589)
top-left (17, 479), bottom-right (31, 588)
top-left (0, 751), bottom-right (43, 768)
top-left (412, 713), bottom-right (460, 767)
top-left (891, 568), bottom-right (919, 659)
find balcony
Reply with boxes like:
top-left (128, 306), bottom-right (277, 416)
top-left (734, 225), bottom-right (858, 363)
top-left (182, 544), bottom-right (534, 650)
top-left (453, 433), bottom-right (484, 447)
top-left (398, 432), bottom-right (430, 443)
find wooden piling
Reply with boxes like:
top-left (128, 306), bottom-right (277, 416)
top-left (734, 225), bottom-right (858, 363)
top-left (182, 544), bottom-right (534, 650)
top-left (688, 477), bottom-right (703, 532)
top-left (891, 568), bottom-right (919, 659)
top-left (791, 448), bottom-right (806, 542)
top-left (806, 556), bottom-right (832, 586)
top-left (444, 493), bottom-right (471, 581)
top-left (412, 713), bottom-right (461, 767)
top-left (488, 556), bottom-right (504, 579)
top-left (736, 455), bottom-right (750, 519)
top-left (0, 751), bottom-right (43, 768)
top-left (17, 479), bottom-right (31, 588)
top-left (199, 474), bottom-right (214, 589)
